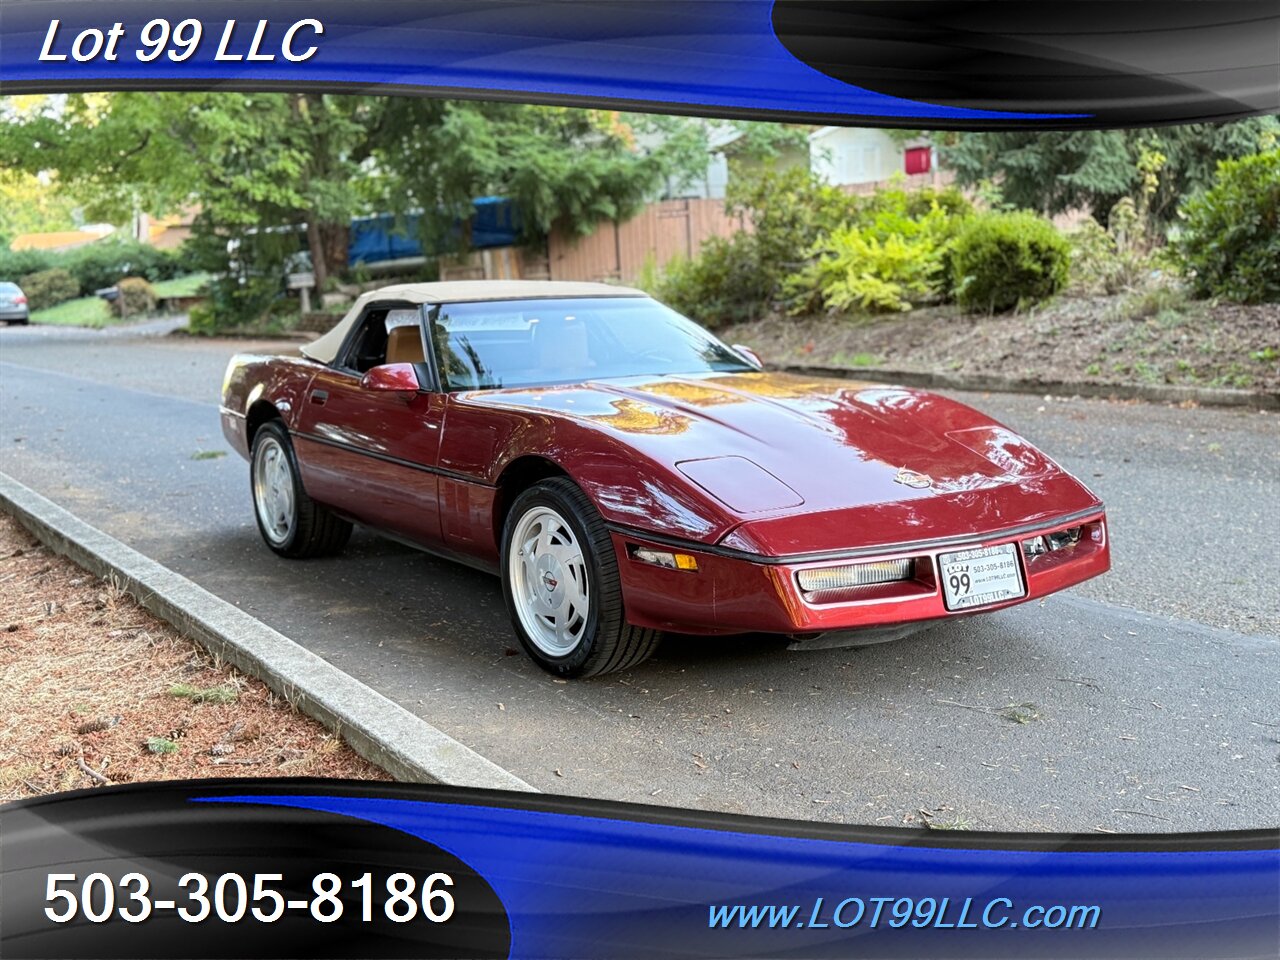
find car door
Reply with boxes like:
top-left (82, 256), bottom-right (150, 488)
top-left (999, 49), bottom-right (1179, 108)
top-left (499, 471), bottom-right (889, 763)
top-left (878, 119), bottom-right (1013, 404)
top-left (292, 303), bottom-right (447, 549)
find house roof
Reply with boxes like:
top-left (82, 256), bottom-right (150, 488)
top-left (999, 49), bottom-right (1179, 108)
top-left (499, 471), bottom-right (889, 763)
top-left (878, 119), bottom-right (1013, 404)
top-left (9, 228), bottom-right (112, 252)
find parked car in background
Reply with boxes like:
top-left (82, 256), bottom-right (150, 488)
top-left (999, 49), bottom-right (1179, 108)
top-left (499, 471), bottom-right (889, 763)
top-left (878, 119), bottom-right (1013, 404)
top-left (220, 281), bottom-right (1110, 678)
top-left (0, 282), bottom-right (29, 324)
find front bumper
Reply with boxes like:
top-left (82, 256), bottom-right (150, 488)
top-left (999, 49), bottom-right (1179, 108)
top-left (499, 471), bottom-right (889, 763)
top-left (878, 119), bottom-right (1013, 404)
top-left (612, 510), bottom-right (1110, 636)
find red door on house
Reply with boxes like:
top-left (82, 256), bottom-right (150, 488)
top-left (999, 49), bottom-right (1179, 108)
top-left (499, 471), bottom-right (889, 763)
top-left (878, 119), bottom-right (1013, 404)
top-left (904, 146), bottom-right (932, 175)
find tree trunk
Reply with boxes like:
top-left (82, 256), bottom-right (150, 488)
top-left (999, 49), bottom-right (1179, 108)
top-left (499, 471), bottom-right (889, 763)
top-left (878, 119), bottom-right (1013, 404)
top-left (320, 221), bottom-right (349, 279)
top-left (306, 216), bottom-right (328, 296)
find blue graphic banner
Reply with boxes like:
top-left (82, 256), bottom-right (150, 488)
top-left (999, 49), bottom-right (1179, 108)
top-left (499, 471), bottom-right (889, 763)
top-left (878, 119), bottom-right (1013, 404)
top-left (2, 780), bottom-right (1277, 958)
top-left (2, 1), bottom-right (1277, 128)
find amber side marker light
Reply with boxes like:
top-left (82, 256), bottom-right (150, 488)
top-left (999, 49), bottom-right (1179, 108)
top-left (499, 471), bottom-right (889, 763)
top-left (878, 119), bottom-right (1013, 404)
top-left (629, 545), bottom-right (699, 571)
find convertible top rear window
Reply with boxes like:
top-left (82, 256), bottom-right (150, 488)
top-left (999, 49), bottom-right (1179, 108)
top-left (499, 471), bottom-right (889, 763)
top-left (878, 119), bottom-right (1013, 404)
top-left (428, 297), bottom-right (755, 391)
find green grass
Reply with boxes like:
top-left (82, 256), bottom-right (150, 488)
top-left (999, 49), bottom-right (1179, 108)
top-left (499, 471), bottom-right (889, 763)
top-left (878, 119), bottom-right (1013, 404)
top-left (152, 273), bottom-right (210, 298)
top-left (29, 296), bottom-right (114, 328)
top-left (190, 450), bottom-right (227, 461)
top-left (832, 351), bottom-right (883, 368)
top-left (29, 273), bottom-right (210, 328)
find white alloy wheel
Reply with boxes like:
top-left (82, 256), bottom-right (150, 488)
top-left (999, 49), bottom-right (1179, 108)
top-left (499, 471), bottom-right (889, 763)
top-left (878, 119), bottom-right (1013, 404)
top-left (508, 505), bottom-right (591, 656)
top-left (252, 434), bottom-right (295, 546)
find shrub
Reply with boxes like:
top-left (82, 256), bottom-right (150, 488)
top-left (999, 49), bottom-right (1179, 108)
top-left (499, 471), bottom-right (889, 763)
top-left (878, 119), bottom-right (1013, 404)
top-left (950, 212), bottom-right (1070, 313)
top-left (653, 168), bottom-right (861, 324)
top-left (63, 239), bottom-right (184, 293)
top-left (0, 247), bottom-right (57, 281)
top-left (186, 274), bottom-right (281, 334)
top-left (727, 168), bottom-right (861, 283)
top-left (795, 231), bottom-right (933, 312)
top-left (653, 173), bottom-right (974, 323)
top-left (109, 277), bottom-right (157, 318)
top-left (784, 201), bottom-right (967, 315)
top-left (654, 235), bottom-right (770, 328)
top-left (18, 268), bottom-right (81, 311)
top-left (1, 241), bottom-right (196, 299)
top-left (855, 183), bottom-right (973, 223)
top-left (1173, 149), bottom-right (1280, 303)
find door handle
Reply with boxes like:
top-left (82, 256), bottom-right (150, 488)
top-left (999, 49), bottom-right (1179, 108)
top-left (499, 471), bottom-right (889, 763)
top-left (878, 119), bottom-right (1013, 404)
top-left (310, 389), bottom-right (328, 405)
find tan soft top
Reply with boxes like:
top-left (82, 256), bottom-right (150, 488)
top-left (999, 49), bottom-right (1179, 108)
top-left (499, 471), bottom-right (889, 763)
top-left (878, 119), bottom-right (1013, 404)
top-left (301, 280), bottom-right (647, 364)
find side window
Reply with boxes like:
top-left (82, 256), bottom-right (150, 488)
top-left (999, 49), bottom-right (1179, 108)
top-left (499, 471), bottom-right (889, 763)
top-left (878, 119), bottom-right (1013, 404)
top-left (338, 306), bottom-right (427, 374)
top-left (342, 307), bottom-right (391, 374)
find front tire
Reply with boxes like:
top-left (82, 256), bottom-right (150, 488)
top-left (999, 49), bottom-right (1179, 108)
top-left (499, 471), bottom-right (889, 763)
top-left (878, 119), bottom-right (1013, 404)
top-left (501, 478), bottom-right (660, 678)
top-left (250, 421), bottom-right (351, 558)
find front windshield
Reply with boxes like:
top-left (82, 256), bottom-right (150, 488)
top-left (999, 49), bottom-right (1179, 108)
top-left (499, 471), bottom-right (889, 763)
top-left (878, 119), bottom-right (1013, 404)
top-left (427, 296), bottom-right (755, 391)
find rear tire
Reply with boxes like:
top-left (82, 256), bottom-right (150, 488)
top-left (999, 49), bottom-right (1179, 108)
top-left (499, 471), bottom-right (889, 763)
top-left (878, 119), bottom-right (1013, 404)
top-left (501, 478), bottom-right (660, 678)
top-left (250, 421), bottom-right (351, 558)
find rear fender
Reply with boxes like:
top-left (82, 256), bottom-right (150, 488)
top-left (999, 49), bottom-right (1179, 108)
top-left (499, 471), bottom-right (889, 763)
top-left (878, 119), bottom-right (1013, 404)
top-left (220, 353), bottom-right (322, 459)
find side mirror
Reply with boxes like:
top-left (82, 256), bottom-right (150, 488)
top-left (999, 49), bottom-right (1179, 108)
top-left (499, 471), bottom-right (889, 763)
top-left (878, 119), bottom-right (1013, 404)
top-left (360, 363), bottom-right (420, 394)
top-left (732, 344), bottom-right (764, 370)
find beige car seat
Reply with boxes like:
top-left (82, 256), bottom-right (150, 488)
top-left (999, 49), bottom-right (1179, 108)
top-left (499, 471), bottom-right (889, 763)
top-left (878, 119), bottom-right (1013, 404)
top-left (385, 324), bottom-right (426, 365)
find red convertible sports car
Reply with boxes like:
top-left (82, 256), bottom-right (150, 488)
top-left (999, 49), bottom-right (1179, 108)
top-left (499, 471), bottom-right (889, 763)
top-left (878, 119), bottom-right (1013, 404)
top-left (221, 281), bottom-right (1109, 677)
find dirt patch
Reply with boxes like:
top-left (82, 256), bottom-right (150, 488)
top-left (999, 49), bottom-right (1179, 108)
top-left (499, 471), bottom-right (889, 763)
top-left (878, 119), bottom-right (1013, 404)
top-left (723, 293), bottom-right (1280, 394)
top-left (0, 513), bottom-right (387, 802)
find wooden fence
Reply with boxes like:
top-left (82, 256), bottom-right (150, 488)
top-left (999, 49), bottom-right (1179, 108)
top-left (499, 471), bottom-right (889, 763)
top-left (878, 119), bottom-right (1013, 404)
top-left (546, 171), bottom-right (957, 285)
top-left (547, 198), bottom-right (746, 284)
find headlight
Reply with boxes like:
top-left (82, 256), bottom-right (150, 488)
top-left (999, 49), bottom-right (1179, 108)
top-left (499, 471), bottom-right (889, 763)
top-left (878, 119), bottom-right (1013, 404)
top-left (797, 558), bottom-right (913, 593)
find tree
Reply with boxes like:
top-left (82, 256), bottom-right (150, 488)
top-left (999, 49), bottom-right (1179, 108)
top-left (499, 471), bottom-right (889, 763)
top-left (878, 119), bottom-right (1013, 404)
top-left (938, 118), bottom-right (1280, 228)
top-left (368, 101), bottom-right (709, 246)
top-left (1, 93), bottom-right (710, 321)
top-left (0, 171), bottom-right (80, 247)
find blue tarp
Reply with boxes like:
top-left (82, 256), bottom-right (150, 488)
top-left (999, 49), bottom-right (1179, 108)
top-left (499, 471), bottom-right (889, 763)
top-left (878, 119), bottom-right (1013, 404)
top-left (348, 197), bottom-right (522, 267)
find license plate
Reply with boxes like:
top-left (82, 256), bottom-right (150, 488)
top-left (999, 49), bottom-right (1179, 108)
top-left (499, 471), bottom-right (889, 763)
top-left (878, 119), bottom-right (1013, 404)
top-left (939, 543), bottom-right (1025, 611)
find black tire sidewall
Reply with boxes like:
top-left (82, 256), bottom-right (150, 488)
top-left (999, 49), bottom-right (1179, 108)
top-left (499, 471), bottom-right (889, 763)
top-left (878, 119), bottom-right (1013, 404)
top-left (501, 483), bottom-right (609, 676)
top-left (250, 421), bottom-right (304, 556)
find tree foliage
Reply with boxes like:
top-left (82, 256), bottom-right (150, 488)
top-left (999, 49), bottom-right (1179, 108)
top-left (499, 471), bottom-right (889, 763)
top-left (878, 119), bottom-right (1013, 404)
top-left (0, 171), bottom-right (80, 247)
top-left (938, 118), bottom-right (1280, 227)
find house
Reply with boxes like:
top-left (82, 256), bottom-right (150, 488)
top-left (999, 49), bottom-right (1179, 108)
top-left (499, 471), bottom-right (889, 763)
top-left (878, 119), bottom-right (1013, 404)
top-left (808, 127), bottom-right (937, 188)
top-left (665, 123), bottom-right (812, 199)
top-left (661, 123), bottom-right (939, 199)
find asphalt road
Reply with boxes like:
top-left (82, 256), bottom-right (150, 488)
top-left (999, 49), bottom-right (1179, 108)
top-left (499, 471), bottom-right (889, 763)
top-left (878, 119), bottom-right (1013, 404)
top-left (2, 320), bottom-right (1277, 834)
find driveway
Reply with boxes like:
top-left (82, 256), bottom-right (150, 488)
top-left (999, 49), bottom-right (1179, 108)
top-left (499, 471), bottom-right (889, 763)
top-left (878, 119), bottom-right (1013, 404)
top-left (2, 320), bottom-right (1277, 833)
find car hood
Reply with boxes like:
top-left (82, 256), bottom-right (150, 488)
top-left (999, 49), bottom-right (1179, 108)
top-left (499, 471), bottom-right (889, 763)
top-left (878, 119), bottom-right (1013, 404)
top-left (462, 371), bottom-right (1102, 551)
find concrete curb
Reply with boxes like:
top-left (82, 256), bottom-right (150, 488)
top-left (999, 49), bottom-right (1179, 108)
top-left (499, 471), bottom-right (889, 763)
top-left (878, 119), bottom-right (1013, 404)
top-left (780, 364), bottom-right (1279, 411)
top-left (0, 472), bottom-right (534, 793)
